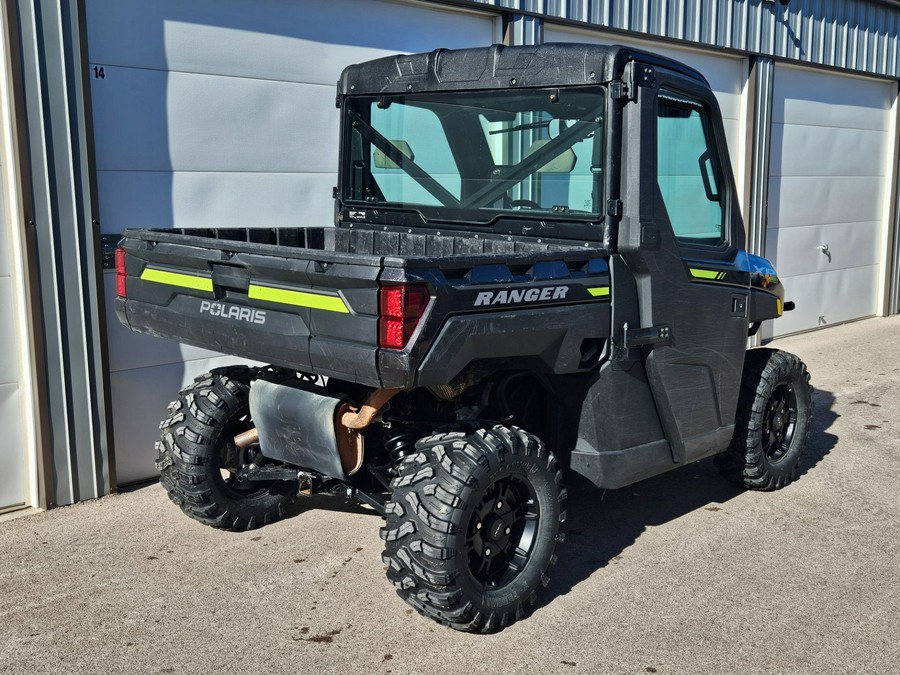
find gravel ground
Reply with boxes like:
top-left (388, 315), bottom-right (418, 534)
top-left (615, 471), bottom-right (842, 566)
top-left (1, 316), bottom-right (899, 675)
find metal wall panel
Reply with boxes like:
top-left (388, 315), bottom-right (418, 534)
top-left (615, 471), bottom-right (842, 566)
top-left (458, 0), bottom-right (900, 79)
top-left (86, 0), bottom-right (498, 483)
top-left (765, 63), bottom-right (893, 337)
top-left (747, 56), bottom-right (774, 259)
top-left (506, 12), bottom-right (543, 45)
top-left (14, 0), bottom-right (113, 507)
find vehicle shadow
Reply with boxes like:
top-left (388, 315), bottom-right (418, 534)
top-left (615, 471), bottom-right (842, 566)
top-left (534, 387), bottom-right (838, 614)
top-left (282, 492), bottom-right (380, 519)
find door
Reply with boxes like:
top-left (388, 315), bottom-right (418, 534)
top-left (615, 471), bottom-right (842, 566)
top-left (766, 65), bottom-right (896, 336)
top-left (618, 66), bottom-right (749, 463)
top-left (0, 161), bottom-right (26, 512)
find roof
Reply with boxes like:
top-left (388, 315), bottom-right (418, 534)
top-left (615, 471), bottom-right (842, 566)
top-left (337, 42), bottom-right (709, 97)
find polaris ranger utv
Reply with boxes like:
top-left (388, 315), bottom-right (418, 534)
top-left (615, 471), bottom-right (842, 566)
top-left (114, 43), bottom-right (812, 633)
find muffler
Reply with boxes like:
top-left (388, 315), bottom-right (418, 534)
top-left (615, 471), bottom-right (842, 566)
top-left (243, 379), bottom-right (400, 480)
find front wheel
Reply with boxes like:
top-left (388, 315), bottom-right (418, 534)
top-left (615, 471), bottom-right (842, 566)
top-left (380, 425), bottom-right (566, 633)
top-left (718, 348), bottom-right (813, 490)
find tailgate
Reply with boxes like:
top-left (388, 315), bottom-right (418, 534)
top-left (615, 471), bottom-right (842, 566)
top-left (115, 228), bottom-right (384, 386)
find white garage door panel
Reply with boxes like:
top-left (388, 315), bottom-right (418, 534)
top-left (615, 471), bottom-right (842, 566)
top-left (0, 278), bottom-right (18, 385)
top-left (86, 0), bottom-right (496, 85)
top-left (92, 69), bottom-right (338, 173)
top-left (773, 68), bottom-right (893, 130)
top-left (169, 172), bottom-right (337, 230)
top-left (543, 25), bottom-right (744, 175)
top-left (103, 276), bottom-right (222, 373)
top-left (766, 220), bottom-right (882, 278)
top-left (769, 266), bottom-right (880, 337)
top-left (0, 383), bottom-right (25, 508)
top-left (0, 227), bottom-right (8, 281)
top-left (1, 159), bottom-right (25, 509)
top-left (769, 64), bottom-right (894, 337)
top-left (110, 356), bottom-right (262, 485)
top-left (96, 172), bottom-right (170, 233)
top-left (770, 124), bottom-right (887, 178)
top-left (721, 118), bottom-right (739, 165)
top-left (0, 275), bottom-right (25, 508)
top-left (98, 171), bottom-right (336, 235)
top-left (768, 175), bottom-right (883, 227)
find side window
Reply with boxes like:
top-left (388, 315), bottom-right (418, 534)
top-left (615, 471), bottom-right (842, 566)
top-left (657, 92), bottom-right (726, 246)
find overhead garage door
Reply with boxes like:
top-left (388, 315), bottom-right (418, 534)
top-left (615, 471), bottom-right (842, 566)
top-left (765, 66), bottom-right (897, 337)
top-left (86, 0), bottom-right (498, 484)
top-left (0, 157), bottom-right (26, 512)
top-left (543, 25), bottom-right (747, 197)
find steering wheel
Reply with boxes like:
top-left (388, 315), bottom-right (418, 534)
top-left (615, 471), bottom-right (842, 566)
top-left (508, 199), bottom-right (542, 210)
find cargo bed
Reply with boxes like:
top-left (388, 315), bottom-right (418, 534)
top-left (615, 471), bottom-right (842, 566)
top-left (116, 225), bottom-right (610, 388)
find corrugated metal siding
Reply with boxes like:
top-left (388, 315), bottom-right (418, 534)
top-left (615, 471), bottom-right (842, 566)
top-left (748, 57), bottom-right (774, 259)
top-left (14, 0), bottom-right (114, 507)
top-left (505, 12), bottom-right (543, 45)
top-left (459, 0), bottom-right (900, 79)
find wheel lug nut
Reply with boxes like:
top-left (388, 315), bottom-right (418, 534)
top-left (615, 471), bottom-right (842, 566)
top-left (504, 527), bottom-right (511, 535)
top-left (476, 522), bottom-right (482, 530)
top-left (485, 547), bottom-right (491, 556)
top-left (496, 501), bottom-right (503, 509)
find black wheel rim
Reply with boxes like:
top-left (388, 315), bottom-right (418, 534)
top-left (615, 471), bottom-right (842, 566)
top-left (466, 475), bottom-right (540, 589)
top-left (215, 412), bottom-right (271, 498)
top-left (762, 383), bottom-right (798, 463)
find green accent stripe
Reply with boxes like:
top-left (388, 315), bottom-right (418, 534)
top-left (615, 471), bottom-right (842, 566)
top-left (248, 284), bottom-right (349, 313)
top-left (587, 286), bottom-right (610, 297)
top-left (689, 268), bottom-right (721, 280)
top-left (141, 267), bottom-right (213, 292)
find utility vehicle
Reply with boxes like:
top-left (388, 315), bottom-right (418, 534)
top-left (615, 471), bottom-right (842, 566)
top-left (115, 43), bottom-right (813, 633)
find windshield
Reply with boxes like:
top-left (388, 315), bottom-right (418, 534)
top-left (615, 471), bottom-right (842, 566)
top-left (342, 87), bottom-right (605, 224)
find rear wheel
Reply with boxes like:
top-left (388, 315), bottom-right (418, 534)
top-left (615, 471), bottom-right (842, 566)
top-left (155, 366), bottom-right (298, 530)
top-left (380, 425), bottom-right (565, 633)
top-left (718, 348), bottom-right (813, 490)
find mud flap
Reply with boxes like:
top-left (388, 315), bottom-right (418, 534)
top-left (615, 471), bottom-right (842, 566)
top-left (249, 379), bottom-right (347, 480)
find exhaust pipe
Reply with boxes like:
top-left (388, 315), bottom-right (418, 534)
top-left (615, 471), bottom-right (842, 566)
top-left (234, 427), bottom-right (259, 450)
top-left (334, 388), bottom-right (402, 475)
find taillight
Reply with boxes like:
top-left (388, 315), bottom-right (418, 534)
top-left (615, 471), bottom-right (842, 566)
top-left (379, 284), bottom-right (429, 350)
top-left (115, 248), bottom-right (127, 298)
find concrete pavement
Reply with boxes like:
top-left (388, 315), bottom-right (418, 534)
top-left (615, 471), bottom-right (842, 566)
top-left (1, 316), bottom-right (899, 674)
